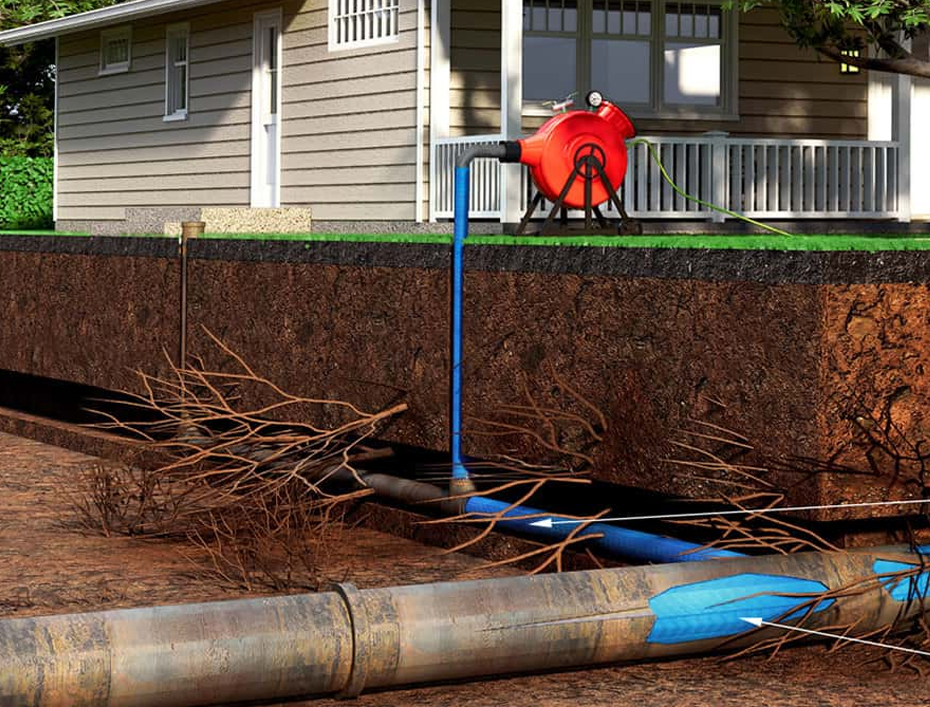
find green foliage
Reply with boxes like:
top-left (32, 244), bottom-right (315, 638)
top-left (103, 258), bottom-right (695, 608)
top-left (1, 0), bottom-right (121, 158)
top-left (727, 0), bottom-right (930, 73)
top-left (0, 156), bottom-right (53, 229)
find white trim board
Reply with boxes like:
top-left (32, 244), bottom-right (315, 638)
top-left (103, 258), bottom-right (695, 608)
top-left (250, 8), bottom-right (283, 209)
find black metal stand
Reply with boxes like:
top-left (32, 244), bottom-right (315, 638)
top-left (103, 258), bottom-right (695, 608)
top-left (515, 143), bottom-right (642, 237)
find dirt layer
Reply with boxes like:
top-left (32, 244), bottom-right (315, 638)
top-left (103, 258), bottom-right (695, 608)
top-left (1, 431), bottom-right (929, 707)
top-left (3, 238), bottom-right (930, 519)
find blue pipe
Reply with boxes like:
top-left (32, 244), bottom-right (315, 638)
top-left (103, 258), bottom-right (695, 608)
top-left (451, 150), bottom-right (743, 563)
top-left (451, 165), bottom-right (470, 481)
top-left (463, 495), bottom-right (742, 563)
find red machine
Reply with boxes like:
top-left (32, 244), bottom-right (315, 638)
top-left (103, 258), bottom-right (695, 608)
top-left (507, 91), bottom-right (640, 235)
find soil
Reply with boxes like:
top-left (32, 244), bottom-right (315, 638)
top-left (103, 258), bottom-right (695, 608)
top-left (1, 431), bottom-right (929, 706)
top-left (4, 237), bottom-right (930, 523)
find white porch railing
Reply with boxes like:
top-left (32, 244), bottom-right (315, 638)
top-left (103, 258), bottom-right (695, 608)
top-left (432, 134), bottom-right (901, 221)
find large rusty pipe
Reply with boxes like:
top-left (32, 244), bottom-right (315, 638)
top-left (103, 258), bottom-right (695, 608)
top-left (2, 545), bottom-right (928, 706)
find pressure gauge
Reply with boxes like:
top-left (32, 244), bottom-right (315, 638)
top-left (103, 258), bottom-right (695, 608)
top-left (586, 90), bottom-right (604, 109)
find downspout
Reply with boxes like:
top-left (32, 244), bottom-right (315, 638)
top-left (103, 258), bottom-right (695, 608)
top-left (53, 36), bottom-right (59, 225)
top-left (448, 145), bottom-right (740, 563)
top-left (3, 544), bottom-right (928, 705)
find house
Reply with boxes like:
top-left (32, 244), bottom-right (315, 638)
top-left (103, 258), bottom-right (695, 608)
top-left (0, 0), bottom-right (927, 235)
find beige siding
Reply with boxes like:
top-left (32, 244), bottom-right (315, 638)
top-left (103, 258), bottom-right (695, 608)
top-left (279, 0), bottom-right (421, 221)
top-left (448, 4), bottom-right (868, 140)
top-left (56, 0), bottom-right (281, 223)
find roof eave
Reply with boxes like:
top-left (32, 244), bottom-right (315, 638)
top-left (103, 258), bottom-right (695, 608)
top-left (0, 0), bottom-right (224, 45)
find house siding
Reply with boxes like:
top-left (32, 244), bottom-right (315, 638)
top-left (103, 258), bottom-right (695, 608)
top-left (448, 2), bottom-right (868, 139)
top-left (56, 0), bottom-right (273, 228)
top-left (280, 0), bottom-right (422, 221)
top-left (56, 0), bottom-right (424, 229)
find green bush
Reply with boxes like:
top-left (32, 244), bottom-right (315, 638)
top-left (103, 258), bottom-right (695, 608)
top-left (0, 156), bottom-right (53, 230)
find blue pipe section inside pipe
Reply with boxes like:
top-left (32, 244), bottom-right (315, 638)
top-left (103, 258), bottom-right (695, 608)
top-left (451, 165), bottom-right (470, 481)
top-left (464, 496), bottom-right (744, 563)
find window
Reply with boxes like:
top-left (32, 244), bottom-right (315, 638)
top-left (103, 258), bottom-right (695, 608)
top-left (99, 26), bottom-right (131, 75)
top-left (165, 24), bottom-right (190, 121)
top-left (523, 0), bottom-right (736, 119)
top-left (329, 0), bottom-right (400, 51)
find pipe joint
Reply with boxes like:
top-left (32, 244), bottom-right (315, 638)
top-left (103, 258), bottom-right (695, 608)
top-left (332, 582), bottom-right (371, 700)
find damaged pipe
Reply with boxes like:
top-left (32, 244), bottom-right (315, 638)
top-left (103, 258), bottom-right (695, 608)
top-left (2, 545), bottom-right (928, 706)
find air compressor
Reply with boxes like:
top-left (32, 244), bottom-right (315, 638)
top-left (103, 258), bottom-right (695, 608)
top-left (464, 90), bottom-right (640, 236)
top-left (449, 90), bottom-right (640, 492)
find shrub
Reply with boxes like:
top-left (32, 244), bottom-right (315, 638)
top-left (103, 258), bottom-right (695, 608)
top-left (0, 156), bottom-right (53, 230)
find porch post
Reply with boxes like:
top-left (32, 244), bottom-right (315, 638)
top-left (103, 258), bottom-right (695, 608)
top-left (500, 0), bottom-right (523, 228)
top-left (911, 77), bottom-right (930, 219)
top-left (893, 73), bottom-right (912, 222)
top-left (429, 0), bottom-right (451, 221)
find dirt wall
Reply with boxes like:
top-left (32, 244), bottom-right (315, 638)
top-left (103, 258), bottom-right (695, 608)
top-left (3, 236), bottom-right (929, 518)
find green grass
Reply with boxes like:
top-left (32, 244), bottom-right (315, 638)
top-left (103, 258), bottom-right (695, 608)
top-left (5, 230), bottom-right (930, 252)
top-left (200, 232), bottom-right (453, 245)
top-left (201, 232), bottom-right (930, 252)
top-left (466, 233), bottom-right (930, 252)
top-left (0, 229), bottom-right (91, 236)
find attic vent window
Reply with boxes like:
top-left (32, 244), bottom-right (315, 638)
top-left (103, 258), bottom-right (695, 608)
top-left (100, 26), bottom-right (131, 74)
top-left (329, 0), bottom-right (400, 51)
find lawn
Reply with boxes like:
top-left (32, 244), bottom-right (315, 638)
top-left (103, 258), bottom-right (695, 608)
top-left (4, 230), bottom-right (930, 252)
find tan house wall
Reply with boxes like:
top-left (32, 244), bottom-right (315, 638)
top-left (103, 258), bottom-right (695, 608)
top-left (449, 2), bottom-right (868, 139)
top-left (56, 0), bottom-right (265, 227)
top-left (281, 0), bottom-right (421, 220)
top-left (56, 0), bottom-right (424, 229)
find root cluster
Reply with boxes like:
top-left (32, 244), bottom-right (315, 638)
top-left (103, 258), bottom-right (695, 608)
top-left (72, 329), bottom-right (404, 591)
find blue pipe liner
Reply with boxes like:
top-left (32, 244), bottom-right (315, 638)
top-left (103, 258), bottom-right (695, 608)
top-left (464, 495), bottom-right (742, 563)
top-left (451, 165), bottom-right (470, 481)
top-left (647, 573), bottom-right (833, 644)
top-left (452, 158), bottom-right (742, 563)
top-left (873, 545), bottom-right (930, 601)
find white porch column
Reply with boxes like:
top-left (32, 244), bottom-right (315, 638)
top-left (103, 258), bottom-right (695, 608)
top-left (500, 0), bottom-right (524, 227)
top-left (910, 77), bottom-right (930, 219)
top-left (429, 0), bottom-right (451, 221)
top-left (894, 73), bottom-right (912, 222)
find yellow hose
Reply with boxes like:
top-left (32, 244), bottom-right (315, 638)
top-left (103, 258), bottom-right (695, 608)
top-left (628, 137), bottom-right (792, 237)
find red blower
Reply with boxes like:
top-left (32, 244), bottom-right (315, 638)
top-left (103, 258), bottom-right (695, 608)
top-left (516, 91), bottom-right (636, 210)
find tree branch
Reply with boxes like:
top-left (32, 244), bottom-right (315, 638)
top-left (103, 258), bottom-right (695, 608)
top-left (816, 43), bottom-right (930, 79)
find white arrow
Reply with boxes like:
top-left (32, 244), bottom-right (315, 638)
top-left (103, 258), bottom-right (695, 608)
top-left (528, 498), bottom-right (930, 529)
top-left (740, 617), bottom-right (930, 657)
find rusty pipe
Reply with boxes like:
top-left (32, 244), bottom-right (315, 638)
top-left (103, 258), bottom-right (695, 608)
top-left (2, 545), bottom-right (929, 706)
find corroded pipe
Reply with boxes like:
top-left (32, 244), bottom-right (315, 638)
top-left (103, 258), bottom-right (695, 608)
top-left (2, 545), bottom-right (928, 706)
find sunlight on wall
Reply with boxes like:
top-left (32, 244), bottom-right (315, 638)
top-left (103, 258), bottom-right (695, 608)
top-left (663, 43), bottom-right (719, 105)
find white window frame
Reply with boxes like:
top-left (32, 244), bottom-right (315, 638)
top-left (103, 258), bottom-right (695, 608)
top-left (328, 0), bottom-right (401, 52)
top-left (251, 8), bottom-right (284, 208)
top-left (164, 23), bottom-right (190, 122)
top-left (522, 0), bottom-right (738, 121)
top-left (99, 25), bottom-right (132, 75)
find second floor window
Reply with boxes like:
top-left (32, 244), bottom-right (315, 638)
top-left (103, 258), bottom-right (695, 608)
top-left (329, 0), bottom-right (400, 51)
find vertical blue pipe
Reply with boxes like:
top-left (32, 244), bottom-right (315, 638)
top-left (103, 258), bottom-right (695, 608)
top-left (448, 150), bottom-right (740, 563)
top-left (451, 166), bottom-right (470, 481)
